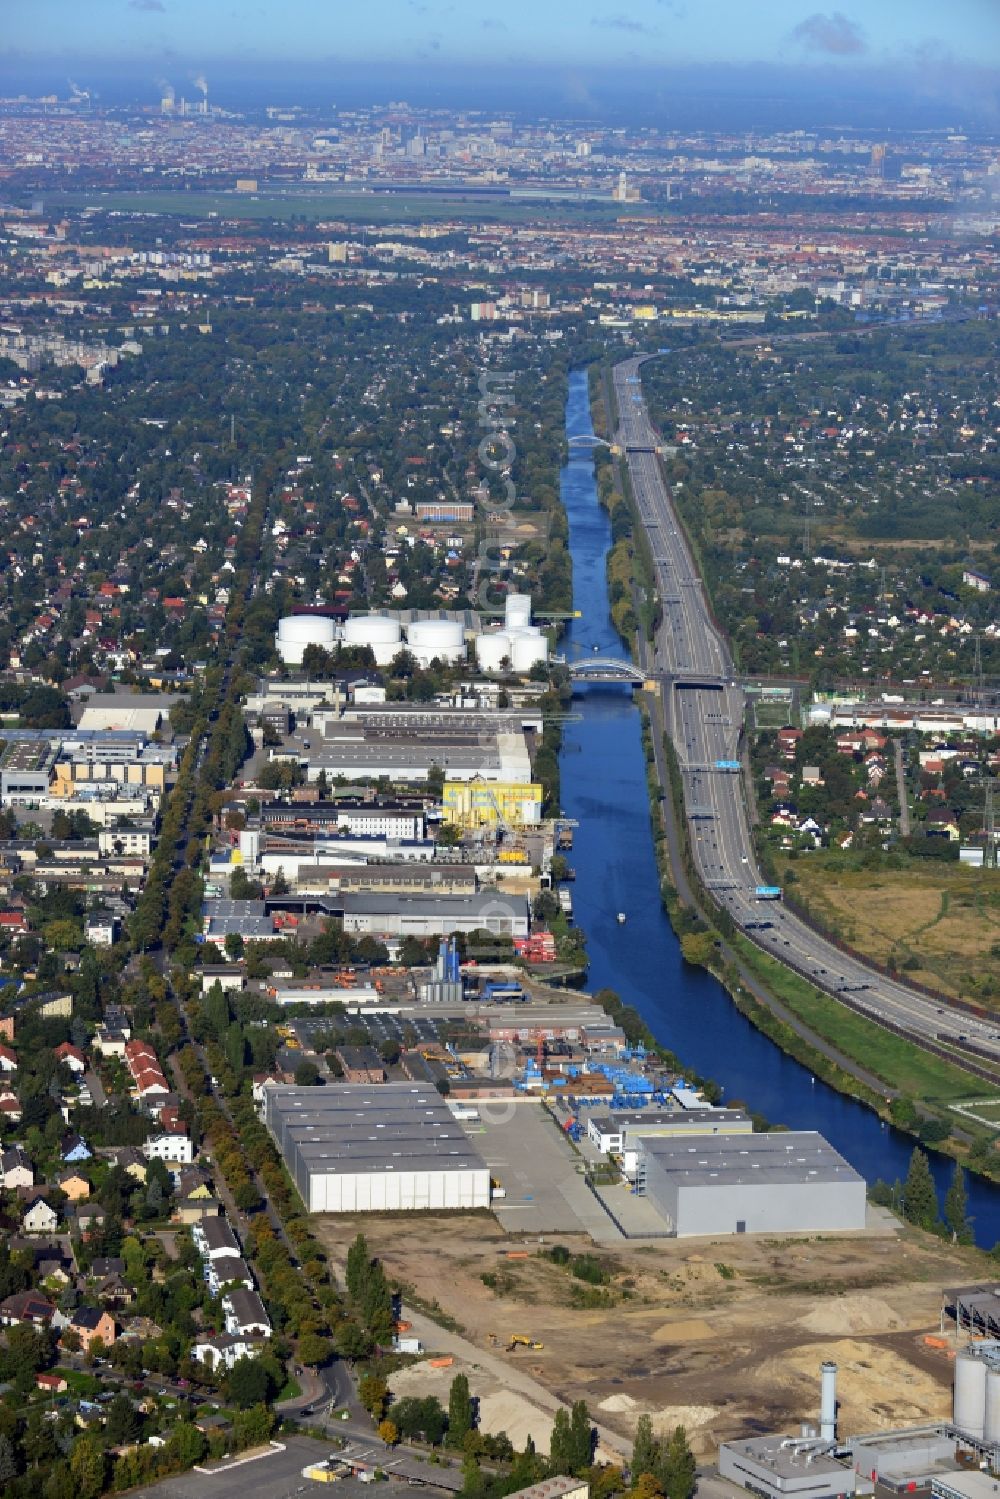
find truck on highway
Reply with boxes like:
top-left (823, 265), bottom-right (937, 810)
top-left (753, 886), bottom-right (783, 900)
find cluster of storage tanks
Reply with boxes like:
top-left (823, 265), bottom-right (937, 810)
top-left (474, 593), bottom-right (549, 674)
top-left (276, 593), bottom-right (549, 674)
top-left (953, 1343), bottom-right (1000, 1441)
top-left (277, 612), bottom-right (467, 668)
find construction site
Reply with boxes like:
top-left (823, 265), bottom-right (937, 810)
top-left (315, 1212), bottom-right (996, 1462)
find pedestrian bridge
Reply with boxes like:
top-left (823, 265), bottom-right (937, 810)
top-left (567, 657), bottom-right (647, 686)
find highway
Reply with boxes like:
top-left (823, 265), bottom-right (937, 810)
top-left (613, 354), bottom-right (1000, 1080)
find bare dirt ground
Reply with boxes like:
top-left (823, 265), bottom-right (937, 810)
top-left (315, 1213), bottom-right (983, 1457)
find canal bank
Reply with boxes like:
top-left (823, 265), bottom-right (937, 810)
top-left (557, 365), bottom-right (1000, 1247)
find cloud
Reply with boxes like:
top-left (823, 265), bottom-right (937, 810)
top-left (790, 11), bottom-right (866, 56)
top-left (482, 17), bottom-right (508, 31)
top-left (592, 12), bottom-right (659, 36)
top-left (129, 0), bottom-right (166, 10)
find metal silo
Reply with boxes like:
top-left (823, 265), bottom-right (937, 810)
top-left (984, 1366), bottom-right (1000, 1443)
top-left (954, 1348), bottom-right (987, 1438)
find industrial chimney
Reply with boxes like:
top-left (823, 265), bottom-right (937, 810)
top-left (820, 1362), bottom-right (838, 1442)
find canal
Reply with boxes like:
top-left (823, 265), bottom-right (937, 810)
top-left (558, 366), bottom-right (1000, 1247)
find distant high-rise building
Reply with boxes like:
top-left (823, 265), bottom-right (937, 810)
top-left (870, 143), bottom-right (886, 178)
top-left (614, 170), bottom-right (628, 202)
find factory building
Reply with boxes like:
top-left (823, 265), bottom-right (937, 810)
top-left (442, 778), bottom-right (543, 829)
top-left (340, 891), bottom-right (529, 939)
top-left (638, 1131), bottom-right (866, 1237)
top-left (587, 1108), bottom-right (752, 1176)
top-left (719, 1436), bottom-right (856, 1499)
top-left (262, 1082), bottom-right (491, 1213)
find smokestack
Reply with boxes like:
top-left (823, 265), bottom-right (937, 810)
top-left (820, 1361), bottom-right (837, 1442)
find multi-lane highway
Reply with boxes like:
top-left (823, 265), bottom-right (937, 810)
top-left (614, 353), bottom-right (1000, 1080)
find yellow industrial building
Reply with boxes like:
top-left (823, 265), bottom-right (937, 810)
top-left (442, 778), bottom-right (543, 829)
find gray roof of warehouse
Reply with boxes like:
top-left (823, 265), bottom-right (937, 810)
top-left (590, 1108), bottom-right (749, 1132)
top-left (266, 1083), bottom-right (487, 1176)
top-left (340, 891), bottom-right (526, 916)
top-left (639, 1130), bottom-right (863, 1189)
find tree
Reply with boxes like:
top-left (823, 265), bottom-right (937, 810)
top-left (378, 1419), bottom-right (400, 1447)
top-left (294, 1059), bottom-right (321, 1086)
top-left (297, 1333), bottom-right (331, 1367)
top-left (447, 1371), bottom-right (474, 1448)
top-left (658, 1426), bottom-right (696, 1499)
top-left (549, 1408), bottom-right (574, 1474)
top-left (226, 1356), bottom-right (274, 1409)
top-left (69, 1434), bottom-right (106, 1499)
top-left (902, 1147), bottom-right (938, 1230)
top-left (0, 1433), bottom-right (16, 1486)
top-left (569, 1400), bottom-right (594, 1471)
top-left (944, 1163), bottom-right (973, 1243)
top-left (359, 1373), bottom-right (390, 1420)
top-left (105, 1391), bottom-right (141, 1445)
top-left (632, 1413), bottom-right (658, 1479)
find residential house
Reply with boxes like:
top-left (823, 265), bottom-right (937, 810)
top-left (222, 1287), bottom-right (271, 1339)
top-left (61, 1133), bottom-right (91, 1163)
top-left (0, 1044), bottom-right (17, 1074)
top-left (1, 1290), bottom-right (56, 1328)
top-left (36, 1371), bottom-right (68, 1394)
top-left (194, 1216), bottom-right (240, 1261)
top-left (206, 1254), bottom-right (254, 1295)
top-left (0, 1093), bottom-right (22, 1124)
top-left (58, 1170), bottom-right (91, 1202)
top-left (102, 1145), bottom-right (147, 1182)
top-left (191, 1332), bottom-right (263, 1372)
top-left (53, 1042), bottom-right (86, 1074)
top-left (70, 1201), bottom-right (107, 1239)
top-left (64, 1306), bottom-right (117, 1351)
top-left (22, 1197), bottom-right (58, 1235)
top-left (84, 910), bottom-right (116, 946)
top-left (0, 1145), bottom-right (33, 1189)
top-left (97, 1275), bottom-right (135, 1310)
top-left (144, 1133), bottom-right (194, 1165)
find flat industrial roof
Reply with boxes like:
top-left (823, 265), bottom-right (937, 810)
top-left (340, 891), bottom-right (528, 918)
top-left (640, 1131), bottom-right (864, 1189)
top-left (722, 1435), bottom-right (854, 1482)
top-left (590, 1108), bottom-right (749, 1132)
top-left (265, 1082), bottom-right (489, 1178)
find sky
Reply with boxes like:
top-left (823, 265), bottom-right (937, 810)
top-left (3, 0), bottom-right (999, 71)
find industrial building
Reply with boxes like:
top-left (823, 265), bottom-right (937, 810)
top-left (340, 890), bottom-right (530, 939)
top-left (442, 777), bottom-right (543, 829)
top-left (720, 1436), bottom-right (856, 1499)
top-left (638, 1131), bottom-right (866, 1236)
top-left (587, 1107), bottom-right (752, 1176)
top-left (262, 1082), bottom-right (491, 1213)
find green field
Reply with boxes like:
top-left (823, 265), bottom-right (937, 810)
top-left (730, 933), bottom-right (990, 1108)
top-left (48, 188), bottom-right (662, 226)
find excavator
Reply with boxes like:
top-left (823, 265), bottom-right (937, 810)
top-left (506, 1335), bottom-right (544, 1351)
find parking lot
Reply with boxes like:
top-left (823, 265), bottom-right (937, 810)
top-left (463, 1100), bottom-right (622, 1240)
top-left (136, 1435), bottom-right (418, 1499)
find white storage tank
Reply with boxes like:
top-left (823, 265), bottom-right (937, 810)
top-left (276, 614), bottom-right (336, 665)
top-left (509, 627), bottom-right (548, 673)
top-left (954, 1348), bottom-right (987, 1438)
top-left (475, 631), bottom-right (513, 673)
top-left (405, 618), bottom-right (466, 666)
top-left (505, 593), bottom-right (532, 629)
top-left (984, 1367), bottom-right (1000, 1443)
top-left (342, 613), bottom-right (402, 665)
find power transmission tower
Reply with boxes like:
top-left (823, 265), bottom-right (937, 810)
top-left (974, 633), bottom-right (984, 703)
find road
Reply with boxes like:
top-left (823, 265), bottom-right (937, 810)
top-left (614, 353), bottom-right (1000, 1081)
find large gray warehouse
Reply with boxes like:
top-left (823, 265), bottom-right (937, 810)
top-left (262, 1082), bottom-right (491, 1214)
top-left (638, 1131), bottom-right (866, 1237)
